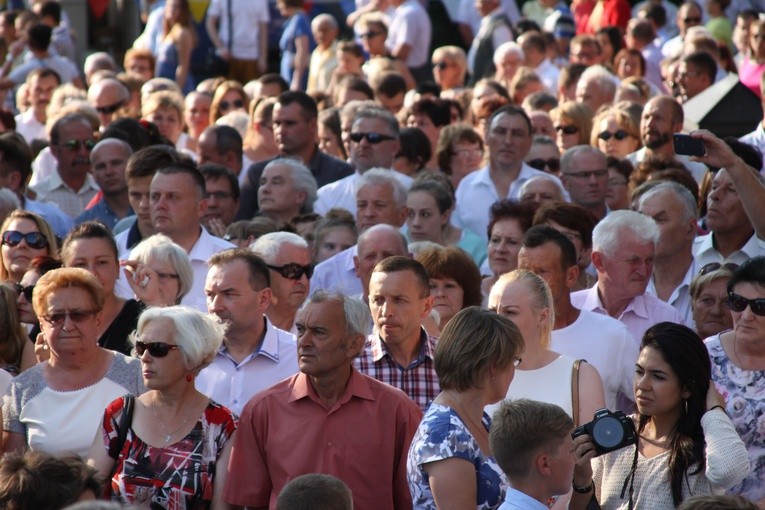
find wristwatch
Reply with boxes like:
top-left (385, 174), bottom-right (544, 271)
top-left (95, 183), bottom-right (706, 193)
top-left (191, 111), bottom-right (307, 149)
top-left (572, 480), bottom-right (594, 494)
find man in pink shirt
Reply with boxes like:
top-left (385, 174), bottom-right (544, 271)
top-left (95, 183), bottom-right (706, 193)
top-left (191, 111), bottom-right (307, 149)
top-left (224, 291), bottom-right (422, 510)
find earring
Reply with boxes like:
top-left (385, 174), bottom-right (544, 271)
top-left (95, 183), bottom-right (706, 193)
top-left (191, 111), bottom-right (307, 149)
top-left (684, 399), bottom-right (688, 414)
top-left (186, 374), bottom-right (193, 382)
top-left (42, 342), bottom-right (48, 351)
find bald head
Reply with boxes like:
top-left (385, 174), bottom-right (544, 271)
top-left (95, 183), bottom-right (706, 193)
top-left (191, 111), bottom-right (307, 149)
top-left (88, 78), bottom-right (129, 129)
top-left (354, 224), bottom-right (409, 298)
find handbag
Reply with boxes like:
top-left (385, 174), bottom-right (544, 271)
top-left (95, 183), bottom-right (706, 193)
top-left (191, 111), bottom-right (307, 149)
top-left (109, 394), bottom-right (135, 464)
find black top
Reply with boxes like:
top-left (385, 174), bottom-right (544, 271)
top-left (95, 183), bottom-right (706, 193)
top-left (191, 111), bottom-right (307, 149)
top-left (99, 299), bottom-right (143, 356)
top-left (235, 147), bottom-right (354, 221)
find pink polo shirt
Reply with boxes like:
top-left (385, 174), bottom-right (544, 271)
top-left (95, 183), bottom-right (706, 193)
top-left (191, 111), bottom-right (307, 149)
top-left (224, 368), bottom-right (423, 510)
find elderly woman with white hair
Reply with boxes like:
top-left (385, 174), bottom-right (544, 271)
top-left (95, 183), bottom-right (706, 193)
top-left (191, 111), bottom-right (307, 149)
top-left (257, 158), bottom-right (318, 226)
top-left (121, 234), bottom-right (194, 307)
top-left (493, 41), bottom-right (525, 92)
top-left (431, 46), bottom-right (467, 92)
top-left (88, 305), bottom-right (236, 508)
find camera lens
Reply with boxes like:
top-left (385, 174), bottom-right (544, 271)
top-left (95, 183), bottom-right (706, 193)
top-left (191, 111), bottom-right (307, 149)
top-left (592, 417), bottom-right (624, 449)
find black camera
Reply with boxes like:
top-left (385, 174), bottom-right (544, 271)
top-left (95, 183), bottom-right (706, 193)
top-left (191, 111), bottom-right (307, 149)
top-left (571, 408), bottom-right (637, 456)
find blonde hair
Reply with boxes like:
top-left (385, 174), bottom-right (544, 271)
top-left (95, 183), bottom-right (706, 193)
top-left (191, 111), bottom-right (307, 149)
top-left (497, 269), bottom-right (555, 348)
top-left (141, 89), bottom-right (185, 123)
top-left (590, 106), bottom-right (640, 147)
top-left (0, 210), bottom-right (59, 282)
top-left (550, 101), bottom-right (593, 146)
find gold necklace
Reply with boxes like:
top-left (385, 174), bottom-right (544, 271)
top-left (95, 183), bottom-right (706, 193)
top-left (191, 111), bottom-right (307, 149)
top-left (444, 392), bottom-right (489, 441)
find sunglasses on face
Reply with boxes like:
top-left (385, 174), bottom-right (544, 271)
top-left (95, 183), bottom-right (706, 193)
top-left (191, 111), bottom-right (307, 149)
top-left (59, 139), bottom-right (97, 151)
top-left (41, 310), bottom-right (98, 326)
top-left (360, 31), bottom-right (382, 39)
top-left (2, 230), bottom-right (48, 249)
top-left (555, 125), bottom-right (579, 135)
top-left (349, 132), bottom-right (396, 144)
top-left (727, 292), bottom-right (765, 316)
top-left (598, 130), bottom-right (630, 141)
top-left (95, 100), bottom-right (124, 115)
top-left (220, 99), bottom-right (244, 111)
top-left (135, 340), bottom-right (182, 357)
top-left (699, 262), bottom-right (739, 276)
top-left (13, 283), bottom-right (34, 301)
top-left (433, 61), bottom-right (451, 70)
top-left (267, 263), bottom-right (313, 280)
top-left (527, 157), bottom-right (561, 172)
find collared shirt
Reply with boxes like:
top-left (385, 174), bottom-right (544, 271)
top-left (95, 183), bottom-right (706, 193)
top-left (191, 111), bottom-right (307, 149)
top-left (535, 58), bottom-right (560, 93)
top-left (693, 232), bottom-right (765, 268)
top-left (30, 170), bottom-right (100, 219)
top-left (75, 198), bottom-right (133, 231)
top-left (498, 487), bottom-right (549, 510)
top-left (314, 170), bottom-right (413, 217)
top-left (454, 163), bottom-right (564, 242)
top-left (14, 109), bottom-right (46, 144)
top-left (570, 285), bottom-right (685, 347)
top-left (223, 369), bottom-right (422, 510)
top-left (196, 317), bottom-right (298, 415)
top-left (645, 258), bottom-right (697, 329)
top-left (355, 329), bottom-right (439, 411)
top-left (310, 244), bottom-right (362, 296)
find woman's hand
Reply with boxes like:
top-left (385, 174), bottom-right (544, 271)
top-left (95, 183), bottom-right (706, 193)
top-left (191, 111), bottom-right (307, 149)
top-left (571, 433), bottom-right (596, 484)
top-left (705, 381), bottom-right (726, 411)
top-left (121, 260), bottom-right (163, 305)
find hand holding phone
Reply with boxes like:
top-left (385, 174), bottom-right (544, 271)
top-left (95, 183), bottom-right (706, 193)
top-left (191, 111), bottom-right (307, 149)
top-left (673, 134), bottom-right (706, 157)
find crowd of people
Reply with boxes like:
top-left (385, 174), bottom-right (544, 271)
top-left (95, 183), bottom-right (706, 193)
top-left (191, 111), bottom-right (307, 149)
top-left (0, 0), bottom-right (763, 508)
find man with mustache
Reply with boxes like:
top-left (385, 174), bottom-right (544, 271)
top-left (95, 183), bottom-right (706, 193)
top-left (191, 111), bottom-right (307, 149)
top-left (15, 68), bottom-right (58, 144)
top-left (198, 248), bottom-right (297, 416)
top-left (626, 95), bottom-right (707, 182)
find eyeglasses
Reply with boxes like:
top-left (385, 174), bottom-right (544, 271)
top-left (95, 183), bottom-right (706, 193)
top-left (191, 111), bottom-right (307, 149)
top-left (433, 61), bottom-right (451, 70)
top-left (41, 310), bottom-right (99, 326)
top-left (598, 130), bottom-right (630, 141)
top-left (156, 271), bottom-right (180, 281)
top-left (683, 16), bottom-right (701, 24)
top-left (13, 283), bottom-right (34, 301)
top-left (58, 139), bottom-right (97, 151)
top-left (563, 169), bottom-right (608, 179)
top-left (1, 230), bottom-right (48, 249)
top-left (452, 148), bottom-right (483, 159)
top-left (727, 292), bottom-right (765, 316)
top-left (608, 177), bottom-right (627, 187)
top-left (349, 132), bottom-right (396, 144)
top-left (360, 31), bottom-right (383, 39)
top-left (699, 262), bottom-right (739, 276)
top-left (94, 100), bottom-right (124, 115)
top-left (219, 99), bottom-right (244, 111)
top-left (555, 125), bottom-right (579, 135)
top-left (267, 263), bottom-right (313, 280)
top-left (527, 157), bottom-right (561, 172)
top-left (206, 191), bottom-right (236, 200)
top-left (135, 341), bottom-right (181, 357)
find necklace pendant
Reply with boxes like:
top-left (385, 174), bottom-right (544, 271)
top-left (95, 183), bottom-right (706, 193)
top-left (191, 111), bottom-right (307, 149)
top-left (164, 434), bottom-right (172, 443)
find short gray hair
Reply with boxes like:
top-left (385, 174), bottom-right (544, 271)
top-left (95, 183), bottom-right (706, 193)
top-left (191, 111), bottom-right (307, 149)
top-left (0, 189), bottom-right (20, 222)
top-left (638, 181), bottom-right (698, 222)
top-left (493, 41), bottom-right (525, 67)
top-left (355, 168), bottom-right (407, 207)
top-left (519, 174), bottom-right (566, 200)
top-left (578, 65), bottom-right (618, 97)
top-left (250, 231), bottom-right (308, 264)
top-left (352, 107), bottom-right (400, 138)
top-left (593, 210), bottom-right (659, 256)
top-left (130, 234), bottom-right (194, 302)
top-left (263, 158), bottom-right (318, 212)
top-left (90, 138), bottom-right (132, 163)
top-left (130, 305), bottom-right (225, 371)
top-left (302, 290), bottom-right (370, 337)
top-left (560, 145), bottom-right (606, 174)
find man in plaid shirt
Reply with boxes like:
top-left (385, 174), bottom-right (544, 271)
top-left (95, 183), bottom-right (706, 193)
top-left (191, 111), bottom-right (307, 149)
top-left (356, 256), bottom-right (439, 410)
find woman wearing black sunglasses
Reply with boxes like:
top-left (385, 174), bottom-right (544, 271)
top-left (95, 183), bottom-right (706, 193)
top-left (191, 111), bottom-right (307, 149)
top-left (2, 267), bottom-right (144, 458)
top-left (706, 257), bottom-right (765, 504)
top-left (88, 305), bottom-right (236, 509)
top-left (0, 211), bottom-right (58, 284)
top-left (590, 106), bottom-right (641, 159)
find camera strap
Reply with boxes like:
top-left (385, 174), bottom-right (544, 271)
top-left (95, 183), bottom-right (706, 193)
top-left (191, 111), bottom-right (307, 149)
top-left (571, 360), bottom-right (582, 425)
top-left (620, 441), bottom-right (639, 510)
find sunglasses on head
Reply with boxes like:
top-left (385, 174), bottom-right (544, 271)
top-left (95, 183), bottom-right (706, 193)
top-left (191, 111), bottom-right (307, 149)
top-left (59, 139), bottom-right (97, 151)
top-left (598, 130), bottom-right (630, 141)
top-left (727, 292), bottom-right (765, 316)
top-left (95, 100), bottom-right (124, 115)
top-left (349, 132), bottom-right (396, 144)
top-left (42, 310), bottom-right (98, 326)
top-left (267, 263), bottom-right (313, 280)
top-left (13, 283), bottom-right (34, 301)
top-left (527, 157), bottom-right (561, 172)
top-left (2, 230), bottom-right (48, 249)
top-left (699, 262), bottom-right (739, 276)
top-left (220, 99), bottom-right (244, 111)
top-left (555, 125), bottom-right (579, 135)
top-left (135, 340), bottom-right (181, 357)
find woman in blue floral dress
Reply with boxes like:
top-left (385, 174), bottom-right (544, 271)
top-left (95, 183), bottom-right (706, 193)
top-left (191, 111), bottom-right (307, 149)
top-left (705, 257), bottom-right (765, 505)
top-left (407, 306), bottom-right (524, 509)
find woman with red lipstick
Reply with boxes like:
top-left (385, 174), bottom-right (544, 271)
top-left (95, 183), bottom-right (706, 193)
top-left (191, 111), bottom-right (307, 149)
top-left (89, 306), bottom-right (236, 509)
top-left (570, 322), bottom-right (748, 510)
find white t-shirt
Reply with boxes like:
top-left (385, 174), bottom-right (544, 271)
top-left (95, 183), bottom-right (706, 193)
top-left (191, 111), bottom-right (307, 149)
top-left (386, 0), bottom-right (432, 68)
top-left (551, 309), bottom-right (638, 411)
top-left (207, 0), bottom-right (270, 60)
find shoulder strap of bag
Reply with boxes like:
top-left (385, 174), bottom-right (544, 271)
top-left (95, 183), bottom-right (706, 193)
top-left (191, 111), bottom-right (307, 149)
top-left (109, 394), bottom-right (135, 460)
top-left (572, 359), bottom-right (582, 426)
top-left (226, 0), bottom-right (233, 53)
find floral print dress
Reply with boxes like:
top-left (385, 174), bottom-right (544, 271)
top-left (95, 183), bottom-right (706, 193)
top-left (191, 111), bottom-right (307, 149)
top-left (706, 334), bottom-right (765, 501)
top-left (407, 403), bottom-right (507, 509)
